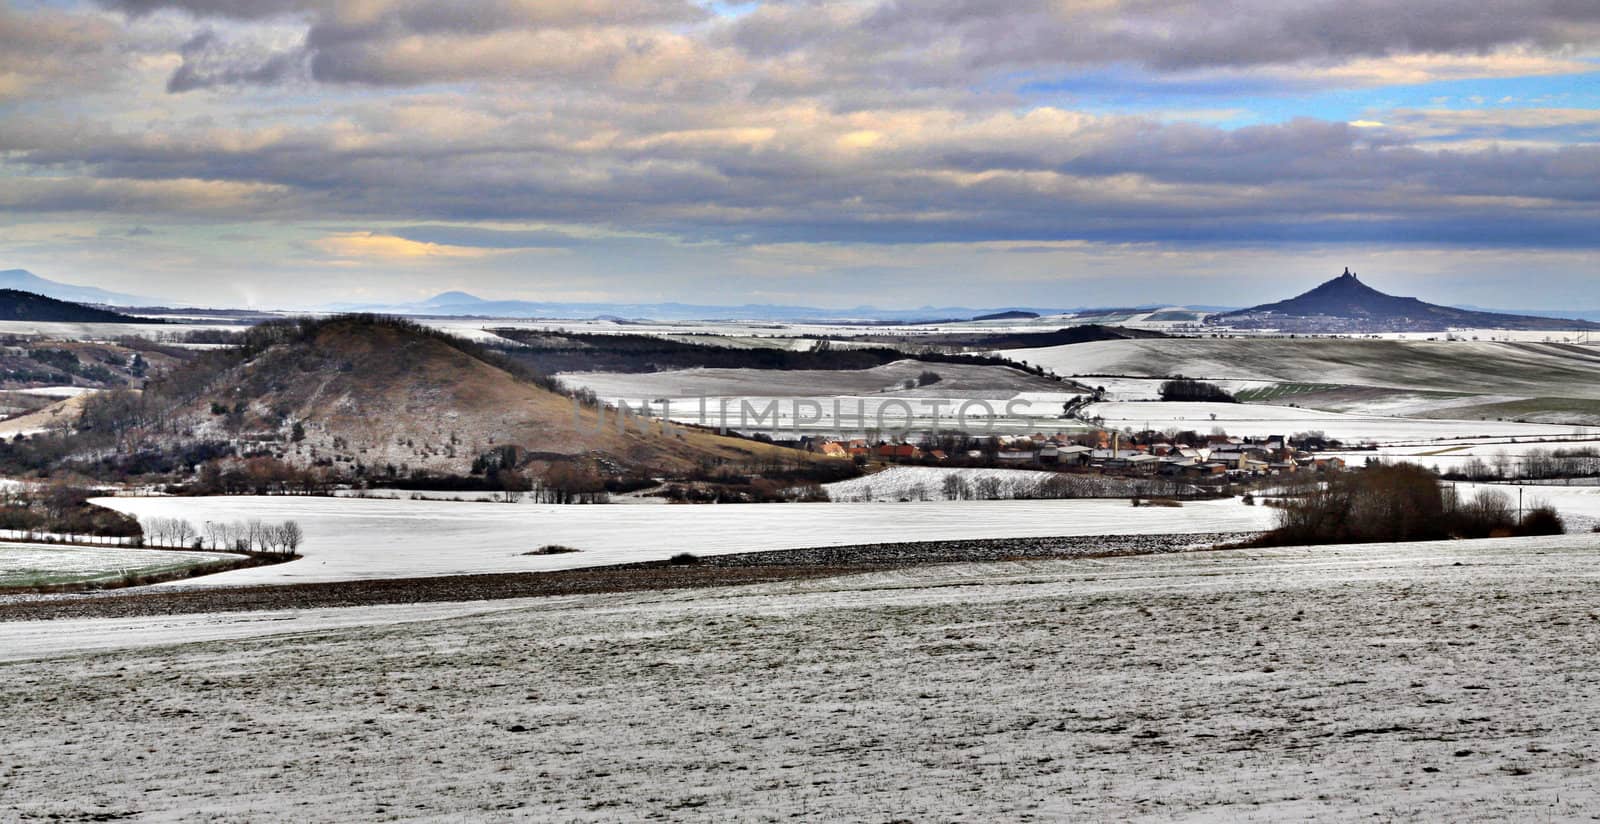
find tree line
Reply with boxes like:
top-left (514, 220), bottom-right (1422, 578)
top-left (830, 471), bottom-right (1192, 502)
top-left (141, 516), bottom-right (303, 554)
top-left (1440, 448), bottom-right (1600, 482)
top-left (0, 485), bottom-right (142, 543)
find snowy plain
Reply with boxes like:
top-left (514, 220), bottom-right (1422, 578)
top-left (1005, 338), bottom-right (1600, 399)
top-left (1085, 400), bottom-right (1594, 443)
top-left (1328, 440), bottom-right (1600, 477)
top-left (5, 534), bottom-right (1600, 820)
top-left (92, 495), bottom-right (1277, 586)
top-left (559, 360), bottom-right (1061, 401)
top-left (823, 466), bottom-right (1065, 501)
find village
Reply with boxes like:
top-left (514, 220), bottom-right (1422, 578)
top-left (803, 429), bottom-right (1348, 483)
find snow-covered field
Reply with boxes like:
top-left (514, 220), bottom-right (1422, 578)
top-left (422, 313), bottom-right (1200, 343)
top-left (92, 496), bottom-right (1276, 586)
top-left (820, 465), bottom-right (1183, 502)
top-left (1352, 329), bottom-right (1597, 342)
top-left (1068, 376), bottom-right (1283, 402)
top-left (333, 488), bottom-right (514, 502)
top-left (1007, 338), bottom-right (1600, 399)
top-left (1086, 401), bottom-right (1593, 443)
top-left (0, 543), bottom-right (238, 588)
top-left (335, 487), bottom-right (671, 505)
top-left (1328, 439), bottom-right (1600, 475)
top-left (560, 360), bottom-right (1061, 401)
top-left (1333, 438), bottom-right (1600, 458)
top-left (6, 535), bottom-right (1600, 820)
top-left (1303, 391), bottom-right (1528, 418)
top-left (0, 394), bottom-right (89, 438)
top-left (824, 466), bottom-right (1065, 501)
top-left (8, 385), bottom-right (96, 398)
top-left (0, 320), bottom-right (247, 341)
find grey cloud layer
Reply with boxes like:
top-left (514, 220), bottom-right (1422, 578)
top-left (0, 1), bottom-right (1594, 253)
top-left (0, 6), bottom-right (122, 100)
top-left (4, 96), bottom-right (1596, 246)
top-left (102, 0), bottom-right (714, 89)
top-left (850, 0), bottom-right (1600, 71)
top-left (92, 0), bottom-right (1600, 92)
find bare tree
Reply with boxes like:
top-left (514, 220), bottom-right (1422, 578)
top-left (170, 519), bottom-right (198, 549)
top-left (942, 473), bottom-right (967, 501)
top-left (280, 520), bottom-right (304, 552)
top-left (245, 519), bottom-right (266, 552)
top-left (142, 517), bottom-right (171, 547)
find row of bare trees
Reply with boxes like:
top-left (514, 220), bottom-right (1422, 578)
top-left (833, 472), bottom-right (1193, 502)
top-left (141, 517), bottom-right (303, 555)
top-left (1444, 448), bottom-right (1600, 482)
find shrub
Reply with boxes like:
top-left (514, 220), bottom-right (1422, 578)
top-left (1158, 378), bottom-right (1236, 403)
top-left (1515, 506), bottom-right (1565, 537)
top-left (785, 483), bottom-right (829, 502)
top-left (668, 552), bottom-right (701, 565)
top-left (1447, 488), bottom-right (1515, 537)
top-left (1260, 462), bottom-right (1446, 546)
top-left (524, 544), bottom-right (580, 555)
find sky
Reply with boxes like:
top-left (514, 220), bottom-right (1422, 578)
top-left (0, 0), bottom-right (1597, 311)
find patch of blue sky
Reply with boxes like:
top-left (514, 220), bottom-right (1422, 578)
top-left (698, 1), bottom-right (761, 20)
top-left (1016, 63), bottom-right (1600, 128)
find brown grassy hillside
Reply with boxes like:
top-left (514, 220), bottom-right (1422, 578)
top-left (92, 316), bottom-right (814, 480)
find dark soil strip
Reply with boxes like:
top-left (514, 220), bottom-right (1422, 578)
top-left (0, 531), bottom-right (1255, 623)
top-left (670, 532), bottom-right (1250, 567)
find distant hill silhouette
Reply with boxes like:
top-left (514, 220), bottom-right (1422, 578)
top-left (972, 310), bottom-right (1040, 321)
top-left (0, 289), bottom-right (156, 323)
top-left (956, 324), bottom-right (1169, 349)
top-left (1215, 269), bottom-right (1600, 332)
top-left (0, 269), bottom-right (157, 306)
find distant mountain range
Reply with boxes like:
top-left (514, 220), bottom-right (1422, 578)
top-left (330, 292), bottom-right (1240, 324)
top-left (1214, 270), bottom-right (1600, 332)
top-left (0, 270), bottom-right (159, 307)
top-left (1451, 305), bottom-right (1600, 323)
top-left (6, 266), bottom-right (1595, 327)
top-left (324, 291), bottom-right (1062, 324)
top-left (327, 292), bottom-right (1084, 323)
